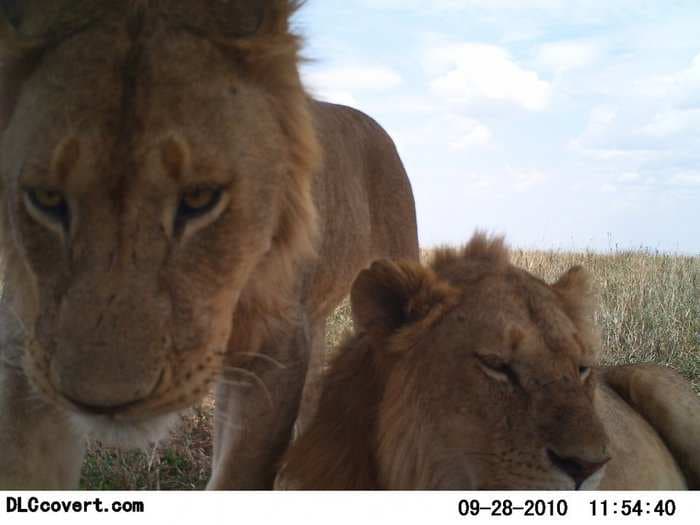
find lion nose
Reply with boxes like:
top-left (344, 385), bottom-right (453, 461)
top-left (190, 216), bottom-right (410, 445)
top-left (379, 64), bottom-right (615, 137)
top-left (52, 362), bottom-right (166, 416)
top-left (547, 449), bottom-right (610, 489)
top-left (65, 398), bottom-right (137, 416)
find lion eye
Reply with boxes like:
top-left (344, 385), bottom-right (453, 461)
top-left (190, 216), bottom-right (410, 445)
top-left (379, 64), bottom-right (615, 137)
top-left (177, 187), bottom-right (222, 221)
top-left (24, 188), bottom-right (70, 228)
top-left (477, 355), bottom-right (519, 385)
top-left (579, 366), bottom-right (592, 382)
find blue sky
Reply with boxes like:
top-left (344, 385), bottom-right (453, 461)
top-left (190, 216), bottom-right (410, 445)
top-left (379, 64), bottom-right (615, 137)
top-left (294, 1), bottom-right (700, 253)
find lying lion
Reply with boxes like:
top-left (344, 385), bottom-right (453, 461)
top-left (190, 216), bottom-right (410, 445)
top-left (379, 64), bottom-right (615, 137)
top-left (282, 234), bottom-right (700, 489)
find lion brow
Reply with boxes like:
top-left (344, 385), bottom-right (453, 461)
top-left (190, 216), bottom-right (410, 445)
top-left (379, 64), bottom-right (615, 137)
top-left (0, 0), bottom-right (108, 51)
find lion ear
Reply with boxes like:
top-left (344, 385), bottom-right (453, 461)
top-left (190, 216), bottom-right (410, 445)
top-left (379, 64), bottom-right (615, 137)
top-left (553, 265), bottom-right (594, 314)
top-left (351, 259), bottom-right (457, 334)
top-left (552, 266), bottom-right (600, 344)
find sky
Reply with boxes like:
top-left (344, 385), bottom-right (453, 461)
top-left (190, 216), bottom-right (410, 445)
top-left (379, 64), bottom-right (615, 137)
top-left (293, 0), bottom-right (700, 253)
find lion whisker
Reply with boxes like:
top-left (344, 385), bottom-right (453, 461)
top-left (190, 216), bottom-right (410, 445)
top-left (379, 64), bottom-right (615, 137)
top-left (219, 367), bottom-right (275, 409)
top-left (0, 355), bottom-right (23, 371)
top-left (439, 448), bottom-right (502, 457)
top-left (234, 352), bottom-right (287, 370)
top-left (20, 394), bottom-right (46, 410)
top-left (2, 302), bottom-right (28, 334)
top-left (216, 378), bottom-right (254, 390)
top-left (213, 411), bottom-right (246, 433)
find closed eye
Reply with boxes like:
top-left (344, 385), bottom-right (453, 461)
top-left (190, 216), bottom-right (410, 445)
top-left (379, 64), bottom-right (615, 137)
top-left (476, 354), bottom-right (520, 386)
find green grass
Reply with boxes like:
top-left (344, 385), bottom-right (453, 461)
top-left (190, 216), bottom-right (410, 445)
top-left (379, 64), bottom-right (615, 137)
top-left (80, 248), bottom-right (699, 489)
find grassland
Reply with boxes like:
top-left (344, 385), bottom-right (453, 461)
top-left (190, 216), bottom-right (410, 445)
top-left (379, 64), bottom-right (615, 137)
top-left (80, 248), bottom-right (699, 489)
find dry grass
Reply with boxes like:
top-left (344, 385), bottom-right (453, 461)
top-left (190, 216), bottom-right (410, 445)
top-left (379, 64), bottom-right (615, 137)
top-left (508, 248), bottom-right (699, 390)
top-left (80, 248), bottom-right (699, 489)
top-left (80, 397), bottom-right (214, 490)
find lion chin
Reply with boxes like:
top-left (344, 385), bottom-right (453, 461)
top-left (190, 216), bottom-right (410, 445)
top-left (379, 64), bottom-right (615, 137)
top-left (69, 411), bottom-right (181, 449)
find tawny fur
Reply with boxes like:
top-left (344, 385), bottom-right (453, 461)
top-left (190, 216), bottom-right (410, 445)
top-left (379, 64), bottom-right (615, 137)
top-left (0, 0), bottom-right (418, 489)
top-left (282, 233), bottom-right (700, 490)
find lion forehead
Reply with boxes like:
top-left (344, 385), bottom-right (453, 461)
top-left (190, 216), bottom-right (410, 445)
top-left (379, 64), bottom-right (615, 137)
top-left (9, 29), bottom-right (280, 195)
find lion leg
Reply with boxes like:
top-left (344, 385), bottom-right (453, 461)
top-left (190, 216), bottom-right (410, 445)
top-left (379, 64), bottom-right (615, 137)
top-left (0, 272), bottom-right (86, 489)
top-left (0, 348), bottom-right (85, 489)
top-left (207, 317), bottom-right (312, 489)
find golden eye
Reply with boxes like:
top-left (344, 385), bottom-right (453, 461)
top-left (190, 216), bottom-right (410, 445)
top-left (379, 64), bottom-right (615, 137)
top-left (32, 189), bottom-right (64, 208)
top-left (183, 188), bottom-right (216, 210)
top-left (177, 187), bottom-right (223, 222)
top-left (25, 188), bottom-right (70, 226)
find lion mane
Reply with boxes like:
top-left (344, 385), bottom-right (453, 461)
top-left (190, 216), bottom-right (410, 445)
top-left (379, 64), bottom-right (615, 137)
top-left (282, 234), bottom-right (700, 490)
top-left (0, 0), bottom-right (418, 489)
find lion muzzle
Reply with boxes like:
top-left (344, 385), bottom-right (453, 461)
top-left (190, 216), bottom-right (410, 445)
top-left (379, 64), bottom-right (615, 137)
top-left (40, 280), bottom-right (171, 414)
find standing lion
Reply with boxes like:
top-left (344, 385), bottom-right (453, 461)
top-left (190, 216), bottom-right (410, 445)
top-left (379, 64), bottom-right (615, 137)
top-left (0, 0), bottom-right (418, 489)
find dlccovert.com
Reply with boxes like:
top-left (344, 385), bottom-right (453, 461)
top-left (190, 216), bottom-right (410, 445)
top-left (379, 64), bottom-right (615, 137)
top-left (6, 496), bottom-right (144, 514)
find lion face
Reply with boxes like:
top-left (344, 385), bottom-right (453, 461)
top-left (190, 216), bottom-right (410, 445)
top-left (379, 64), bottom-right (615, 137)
top-left (353, 237), bottom-right (611, 489)
top-left (0, 4), bottom-right (317, 443)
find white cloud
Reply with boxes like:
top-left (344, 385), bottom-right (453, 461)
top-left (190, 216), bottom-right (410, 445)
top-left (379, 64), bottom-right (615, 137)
top-left (588, 106), bottom-right (617, 129)
top-left (297, 0), bottom-right (700, 252)
top-left (536, 40), bottom-right (601, 73)
top-left (568, 106), bottom-right (669, 163)
top-left (390, 113), bottom-right (493, 153)
top-left (618, 172), bottom-right (641, 182)
top-left (670, 172), bottom-right (700, 187)
top-left (510, 169), bottom-right (548, 191)
top-left (570, 144), bottom-right (664, 163)
top-left (362, 0), bottom-right (561, 10)
top-left (303, 65), bottom-right (402, 93)
top-left (642, 52), bottom-right (700, 101)
top-left (429, 0), bottom-right (560, 7)
top-left (641, 108), bottom-right (700, 138)
top-left (369, 94), bottom-right (438, 114)
top-left (426, 43), bottom-right (552, 111)
top-left (574, 106), bottom-right (617, 145)
top-left (445, 116), bottom-right (493, 149)
top-left (310, 90), bottom-right (359, 107)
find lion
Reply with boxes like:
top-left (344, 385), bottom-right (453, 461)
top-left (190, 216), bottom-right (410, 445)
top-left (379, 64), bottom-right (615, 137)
top-left (281, 234), bottom-right (700, 489)
top-left (0, 1), bottom-right (418, 489)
